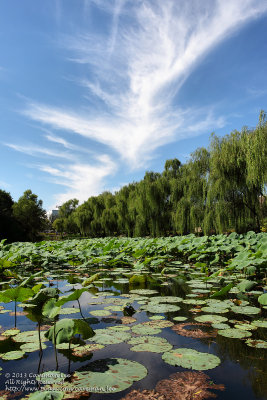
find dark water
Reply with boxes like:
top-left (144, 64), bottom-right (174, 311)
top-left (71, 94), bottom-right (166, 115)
top-left (0, 277), bottom-right (266, 400)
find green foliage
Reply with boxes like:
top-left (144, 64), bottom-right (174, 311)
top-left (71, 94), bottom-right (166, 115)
top-left (45, 318), bottom-right (95, 344)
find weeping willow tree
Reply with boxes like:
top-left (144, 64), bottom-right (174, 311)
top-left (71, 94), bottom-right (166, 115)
top-left (205, 112), bottom-right (267, 233)
top-left (172, 149), bottom-right (209, 234)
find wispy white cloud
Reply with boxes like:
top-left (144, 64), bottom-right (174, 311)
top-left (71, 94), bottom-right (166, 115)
top-left (37, 154), bottom-right (117, 207)
top-left (23, 0), bottom-right (267, 169)
top-left (4, 143), bottom-right (73, 160)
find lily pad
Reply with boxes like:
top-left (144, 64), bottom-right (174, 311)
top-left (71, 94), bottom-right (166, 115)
top-left (20, 342), bottom-right (47, 352)
top-left (0, 350), bottom-right (25, 360)
top-left (231, 305), bottom-right (261, 315)
top-left (121, 316), bottom-right (136, 324)
top-left (162, 348), bottom-right (220, 370)
top-left (234, 323), bottom-right (257, 331)
top-left (149, 315), bottom-right (165, 320)
top-left (128, 336), bottom-right (172, 353)
top-left (27, 391), bottom-right (64, 400)
top-left (108, 325), bottom-right (131, 331)
top-left (2, 328), bottom-right (20, 336)
top-left (217, 328), bottom-right (252, 338)
top-left (173, 316), bottom-right (188, 322)
top-left (194, 315), bottom-right (228, 324)
top-left (149, 296), bottom-right (183, 303)
top-left (141, 303), bottom-right (180, 314)
top-left (104, 306), bottom-right (124, 312)
top-left (13, 330), bottom-right (47, 343)
top-left (129, 289), bottom-right (158, 295)
top-left (143, 320), bottom-right (174, 328)
top-left (201, 306), bottom-right (229, 314)
top-left (72, 343), bottom-right (104, 357)
top-left (212, 323), bottom-right (230, 330)
top-left (60, 307), bottom-right (80, 315)
top-left (245, 339), bottom-right (267, 349)
top-left (251, 320), bottom-right (267, 328)
top-left (87, 328), bottom-right (131, 344)
top-left (71, 358), bottom-right (147, 393)
top-left (183, 299), bottom-right (206, 305)
top-left (131, 324), bottom-right (161, 335)
top-left (90, 310), bottom-right (112, 317)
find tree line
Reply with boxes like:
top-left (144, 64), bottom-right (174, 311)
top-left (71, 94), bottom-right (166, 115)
top-left (1, 111), bottom-right (267, 242)
top-left (53, 111), bottom-right (267, 237)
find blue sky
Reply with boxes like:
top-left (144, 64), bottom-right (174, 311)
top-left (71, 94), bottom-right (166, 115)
top-left (1, 0), bottom-right (267, 211)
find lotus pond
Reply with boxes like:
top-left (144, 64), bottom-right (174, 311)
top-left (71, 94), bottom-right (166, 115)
top-left (0, 232), bottom-right (266, 400)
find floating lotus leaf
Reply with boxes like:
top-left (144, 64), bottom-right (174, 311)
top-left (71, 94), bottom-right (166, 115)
top-left (56, 342), bottom-right (78, 349)
top-left (149, 296), bottom-right (183, 303)
top-left (59, 307), bottom-right (80, 315)
top-left (90, 310), bottom-right (112, 316)
top-left (87, 328), bottom-right (131, 344)
top-left (0, 350), bottom-right (25, 360)
top-left (20, 342), bottom-right (47, 352)
top-left (194, 315), bottom-right (228, 324)
top-left (0, 309), bottom-right (12, 313)
top-left (251, 320), bottom-right (267, 328)
top-left (120, 389), bottom-right (163, 400)
top-left (141, 303), bottom-right (180, 314)
top-left (26, 391), bottom-right (64, 400)
top-left (128, 336), bottom-right (172, 353)
top-left (116, 279), bottom-right (129, 284)
top-left (258, 293), bottom-right (267, 305)
top-left (231, 305), bottom-right (261, 315)
top-left (121, 316), bottom-right (136, 324)
top-left (129, 289), bottom-right (158, 295)
top-left (13, 330), bottom-right (47, 343)
top-left (217, 328), bottom-right (252, 338)
top-left (108, 325), bottom-right (130, 331)
top-left (2, 328), bottom-right (20, 336)
top-left (149, 315), bottom-right (165, 320)
top-left (173, 316), bottom-right (188, 322)
top-left (71, 358), bottom-right (147, 393)
top-left (104, 306), bottom-right (124, 312)
top-left (201, 306), bottom-right (229, 314)
top-left (98, 291), bottom-right (116, 296)
top-left (234, 323), bottom-right (257, 331)
top-left (212, 323), bottom-right (230, 330)
top-left (131, 324), bottom-right (161, 335)
top-left (162, 348), bottom-right (221, 370)
top-left (36, 371), bottom-right (68, 384)
top-left (143, 320), bottom-right (174, 328)
top-left (246, 339), bottom-right (267, 349)
top-left (72, 343), bottom-right (104, 357)
top-left (191, 289), bottom-right (210, 293)
top-left (182, 299), bottom-right (206, 305)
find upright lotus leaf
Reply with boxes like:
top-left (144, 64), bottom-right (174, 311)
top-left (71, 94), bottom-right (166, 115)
top-left (56, 288), bottom-right (88, 319)
top-left (71, 358), bottom-right (147, 393)
top-left (28, 287), bottom-right (60, 307)
top-left (237, 279), bottom-right (257, 292)
top-left (82, 273), bottom-right (101, 286)
top-left (258, 293), bottom-right (267, 306)
top-left (56, 288), bottom-right (88, 307)
top-left (42, 299), bottom-right (61, 319)
top-left (0, 287), bottom-right (33, 302)
top-left (210, 283), bottom-right (233, 298)
top-left (19, 270), bottom-right (43, 287)
top-left (162, 348), bottom-right (221, 370)
top-left (45, 319), bottom-right (95, 344)
top-left (0, 287), bottom-right (34, 327)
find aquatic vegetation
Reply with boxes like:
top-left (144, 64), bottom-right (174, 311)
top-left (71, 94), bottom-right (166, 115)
top-left (0, 232), bottom-right (266, 399)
